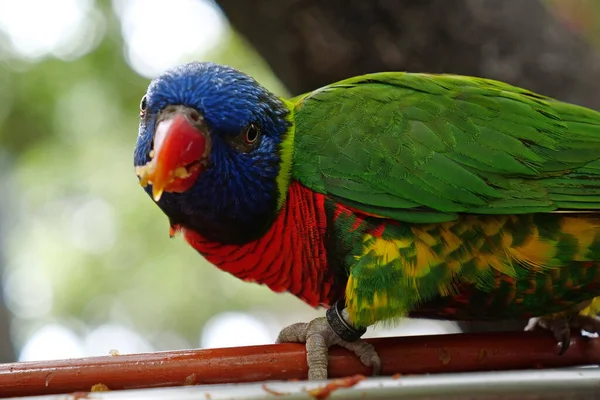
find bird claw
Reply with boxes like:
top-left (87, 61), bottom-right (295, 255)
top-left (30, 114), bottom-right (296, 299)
top-left (525, 314), bottom-right (600, 354)
top-left (277, 316), bottom-right (381, 380)
top-left (525, 317), bottom-right (572, 355)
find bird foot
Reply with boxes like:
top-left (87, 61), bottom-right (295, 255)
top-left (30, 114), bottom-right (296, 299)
top-left (525, 314), bottom-right (600, 354)
top-left (276, 301), bottom-right (381, 380)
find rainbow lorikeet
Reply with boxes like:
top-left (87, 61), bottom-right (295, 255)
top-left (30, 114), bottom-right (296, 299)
top-left (134, 62), bottom-right (600, 380)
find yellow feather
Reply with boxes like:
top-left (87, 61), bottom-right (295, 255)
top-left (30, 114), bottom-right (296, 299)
top-left (579, 297), bottom-right (600, 316)
top-left (501, 232), bottom-right (514, 248)
top-left (507, 227), bottom-right (555, 270)
top-left (560, 217), bottom-right (600, 260)
top-left (345, 214), bottom-right (600, 327)
top-left (345, 275), bottom-right (358, 312)
top-left (372, 291), bottom-right (389, 310)
top-left (437, 282), bottom-right (459, 297)
top-left (361, 234), bottom-right (416, 265)
top-left (477, 254), bottom-right (516, 277)
top-left (275, 99), bottom-right (296, 210)
top-left (372, 238), bottom-right (399, 265)
top-left (446, 260), bottom-right (462, 274)
top-left (412, 227), bottom-right (437, 247)
top-left (411, 241), bottom-right (439, 277)
top-left (439, 227), bottom-right (462, 255)
top-left (482, 217), bottom-right (506, 236)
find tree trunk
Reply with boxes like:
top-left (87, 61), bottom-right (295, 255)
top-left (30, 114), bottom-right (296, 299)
top-left (217, 0), bottom-right (600, 108)
top-left (215, 0), bottom-right (600, 333)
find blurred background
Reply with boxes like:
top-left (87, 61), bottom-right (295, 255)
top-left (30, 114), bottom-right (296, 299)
top-left (0, 0), bottom-right (599, 363)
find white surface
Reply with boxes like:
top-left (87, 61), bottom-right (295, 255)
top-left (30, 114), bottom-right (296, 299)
top-left (7, 369), bottom-right (600, 400)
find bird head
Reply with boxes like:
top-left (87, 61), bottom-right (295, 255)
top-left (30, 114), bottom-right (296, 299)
top-left (134, 62), bottom-right (292, 243)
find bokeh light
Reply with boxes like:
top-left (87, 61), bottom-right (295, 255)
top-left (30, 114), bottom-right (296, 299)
top-left (113, 0), bottom-right (226, 77)
top-left (0, 0), bottom-right (105, 61)
top-left (200, 312), bottom-right (273, 348)
top-left (18, 324), bottom-right (83, 361)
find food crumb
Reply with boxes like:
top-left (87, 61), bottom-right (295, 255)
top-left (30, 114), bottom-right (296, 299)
top-left (44, 372), bottom-right (53, 387)
top-left (439, 347), bottom-right (451, 365)
top-left (91, 383), bottom-right (110, 392)
top-left (478, 348), bottom-right (488, 363)
top-left (308, 374), bottom-right (365, 400)
top-left (135, 162), bottom-right (154, 187)
top-left (108, 349), bottom-right (120, 356)
top-left (184, 373), bottom-right (198, 386)
top-left (262, 383), bottom-right (290, 396)
top-left (392, 373), bottom-right (402, 379)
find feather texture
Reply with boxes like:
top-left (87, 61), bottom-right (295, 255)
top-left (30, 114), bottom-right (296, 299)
top-left (293, 73), bottom-right (600, 220)
top-left (290, 72), bottom-right (600, 326)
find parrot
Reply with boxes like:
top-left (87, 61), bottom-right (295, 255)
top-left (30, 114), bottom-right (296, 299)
top-left (134, 61), bottom-right (600, 380)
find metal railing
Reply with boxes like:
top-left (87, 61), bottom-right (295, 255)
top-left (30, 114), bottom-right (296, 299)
top-left (0, 330), bottom-right (599, 398)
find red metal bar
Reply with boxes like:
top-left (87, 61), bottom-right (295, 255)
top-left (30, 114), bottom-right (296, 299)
top-left (0, 331), bottom-right (598, 398)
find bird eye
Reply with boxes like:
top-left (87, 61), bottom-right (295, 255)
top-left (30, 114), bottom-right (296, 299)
top-left (139, 95), bottom-right (147, 117)
top-left (244, 123), bottom-right (260, 145)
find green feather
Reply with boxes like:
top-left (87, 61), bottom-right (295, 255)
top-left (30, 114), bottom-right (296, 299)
top-left (291, 72), bottom-right (600, 223)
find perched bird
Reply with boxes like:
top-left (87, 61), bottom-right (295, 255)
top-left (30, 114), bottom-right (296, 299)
top-left (134, 62), bottom-right (600, 380)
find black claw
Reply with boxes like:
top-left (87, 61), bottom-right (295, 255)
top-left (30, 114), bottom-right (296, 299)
top-left (556, 329), bottom-right (571, 355)
top-left (558, 338), bottom-right (570, 355)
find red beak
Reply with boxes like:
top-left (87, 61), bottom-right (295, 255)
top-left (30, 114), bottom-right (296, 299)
top-left (136, 110), bottom-right (208, 201)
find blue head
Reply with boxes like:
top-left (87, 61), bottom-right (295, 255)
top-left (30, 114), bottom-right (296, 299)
top-left (134, 62), bottom-right (292, 243)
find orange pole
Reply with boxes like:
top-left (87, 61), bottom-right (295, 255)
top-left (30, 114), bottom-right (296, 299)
top-left (0, 331), bottom-right (598, 398)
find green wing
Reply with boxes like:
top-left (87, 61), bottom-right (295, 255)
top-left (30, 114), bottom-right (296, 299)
top-left (291, 72), bottom-right (600, 223)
